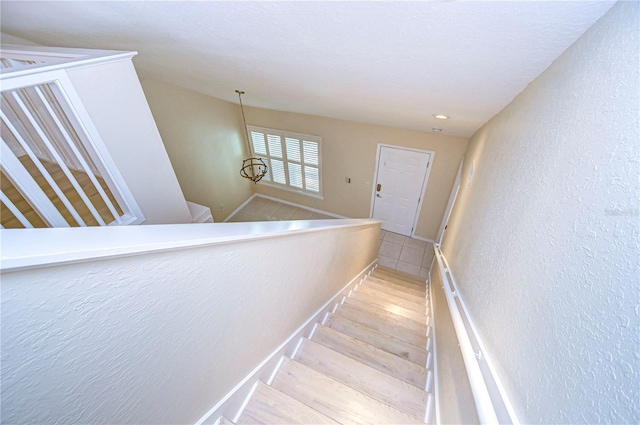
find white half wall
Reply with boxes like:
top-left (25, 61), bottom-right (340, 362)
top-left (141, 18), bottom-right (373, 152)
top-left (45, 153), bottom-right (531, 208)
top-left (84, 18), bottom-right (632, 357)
top-left (66, 59), bottom-right (192, 224)
top-left (0, 221), bottom-right (380, 424)
top-left (441, 2), bottom-right (639, 423)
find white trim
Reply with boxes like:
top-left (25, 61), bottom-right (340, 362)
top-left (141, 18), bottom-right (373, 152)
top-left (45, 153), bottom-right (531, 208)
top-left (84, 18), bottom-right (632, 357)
top-left (194, 260), bottom-right (377, 425)
top-left (254, 194), bottom-right (348, 219)
top-left (247, 124), bottom-right (323, 198)
top-left (433, 246), bottom-right (519, 425)
top-left (224, 193), bottom-right (348, 223)
top-left (1, 219), bottom-right (379, 272)
top-left (0, 44), bottom-right (137, 83)
top-left (369, 143), bottom-right (435, 238)
top-left (428, 270), bottom-right (441, 425)
top-left (411, 234), bottom-right (438, 244)
top-left (437, 157), bottom-right (464, 245)
top-left (222, 194), bottom-right (258, 222)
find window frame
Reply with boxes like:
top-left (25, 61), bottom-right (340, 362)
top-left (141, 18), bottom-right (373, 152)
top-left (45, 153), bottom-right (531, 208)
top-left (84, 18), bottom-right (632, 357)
top-left (247, 125), bottom-right (323, 199)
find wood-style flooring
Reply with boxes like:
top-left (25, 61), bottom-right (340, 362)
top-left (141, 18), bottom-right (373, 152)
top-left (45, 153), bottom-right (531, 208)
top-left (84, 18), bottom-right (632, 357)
top-left (1, 155), bottom-right (122, 228)
top-left (230, 266), bottom-right (434, 424)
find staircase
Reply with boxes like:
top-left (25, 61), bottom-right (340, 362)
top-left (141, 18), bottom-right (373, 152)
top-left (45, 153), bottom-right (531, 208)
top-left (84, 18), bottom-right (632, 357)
top-left (228, 265), bottom-right (434, 424)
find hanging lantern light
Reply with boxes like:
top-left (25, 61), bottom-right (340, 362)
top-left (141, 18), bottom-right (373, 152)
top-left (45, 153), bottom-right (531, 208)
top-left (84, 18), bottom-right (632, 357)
top-left (236, 90), bottom-right (268, 183)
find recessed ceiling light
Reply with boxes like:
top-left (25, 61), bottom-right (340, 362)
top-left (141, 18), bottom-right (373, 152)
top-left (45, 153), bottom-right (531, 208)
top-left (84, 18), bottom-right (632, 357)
top-left (434, 115), bottom-right (450, 120)
top-left (432, 127), bottom-right (442, 133)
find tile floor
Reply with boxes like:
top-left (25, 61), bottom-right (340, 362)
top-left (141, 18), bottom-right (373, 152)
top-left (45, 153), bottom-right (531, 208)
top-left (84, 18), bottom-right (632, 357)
top-left (378, 230), bottom-right (434, 280)
top-left (228, 196), bottom-right (434, 278)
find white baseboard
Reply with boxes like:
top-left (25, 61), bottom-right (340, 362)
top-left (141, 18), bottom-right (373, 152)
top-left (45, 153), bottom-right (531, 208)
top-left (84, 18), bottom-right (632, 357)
top-left (222, 194), bottom-right (258, 223)
top-left (224, 193), bottom-right (349, 223)
top-left (411, 234), bottom-right (437, 244)
top-left (194, 260), bottom-right (378, 425)
top-left (254, 194), bottom-right (349, 219)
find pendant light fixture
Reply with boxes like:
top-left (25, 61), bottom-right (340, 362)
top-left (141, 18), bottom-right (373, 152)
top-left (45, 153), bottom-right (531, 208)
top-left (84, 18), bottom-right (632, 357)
top-left (237, 89), bottom-right (268, 183)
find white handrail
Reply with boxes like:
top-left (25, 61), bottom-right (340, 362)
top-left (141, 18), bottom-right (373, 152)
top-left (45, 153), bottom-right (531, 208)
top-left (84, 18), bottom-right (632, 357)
top-left (433, 245), bottom-right (500, 425)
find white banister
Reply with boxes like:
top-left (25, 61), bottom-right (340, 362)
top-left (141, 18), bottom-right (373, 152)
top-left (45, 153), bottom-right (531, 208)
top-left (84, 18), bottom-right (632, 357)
top-left (0, 109), bottom-right (87, 226)
top-left (0, 140), bottom-right (69, 227)
top-left (0, 191), bottom-right (34, 228)
top-left (1, 45), bottom-right (146, 229)
top-left (433, 245), bottom-right (519, 425)
top-left (8, 89), bottom-right (107, 225)
top-left (33, 84), bottom-right (122, 224)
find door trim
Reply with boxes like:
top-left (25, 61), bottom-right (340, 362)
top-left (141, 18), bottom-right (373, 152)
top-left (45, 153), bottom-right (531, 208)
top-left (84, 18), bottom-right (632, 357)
top-left (369, 143), bottom-right (435, 238)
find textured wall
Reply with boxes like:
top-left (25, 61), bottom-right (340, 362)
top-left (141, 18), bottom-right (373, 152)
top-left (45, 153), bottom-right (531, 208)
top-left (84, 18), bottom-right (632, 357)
top-left (441, 2), bottom-right (639, 423)
top-left (1, 224), bottom-right (379, 424)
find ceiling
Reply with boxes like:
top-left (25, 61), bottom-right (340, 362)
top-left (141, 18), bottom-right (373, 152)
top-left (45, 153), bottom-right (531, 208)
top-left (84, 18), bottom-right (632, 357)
top-left (1, 1), bottom-right (615, 138)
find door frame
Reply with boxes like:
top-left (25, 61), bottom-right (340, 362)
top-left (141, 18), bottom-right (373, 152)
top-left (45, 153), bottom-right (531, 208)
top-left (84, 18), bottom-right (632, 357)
top-left (369, 143), bottom-right (435, 239)
top-left (436, 156), bottom-right (463, 245)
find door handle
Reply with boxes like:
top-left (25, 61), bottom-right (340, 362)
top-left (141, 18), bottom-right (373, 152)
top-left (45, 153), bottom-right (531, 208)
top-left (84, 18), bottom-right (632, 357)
top-left (376, 194), bottom-right (382, 198)
top-left (376, 183), bottom-right (381, 192)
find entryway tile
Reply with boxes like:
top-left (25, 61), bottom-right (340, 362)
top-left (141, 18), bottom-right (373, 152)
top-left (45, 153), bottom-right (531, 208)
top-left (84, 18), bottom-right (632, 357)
top-left (383, 231), bottom-right (407, 245)
top-left (377, 255), bottom-right (398, 269)
top-left (396, 261), bottom-right (421, 277)
top-left (399, 246), bottom-right (424, 266)
top-left (378, 241), bottom-right (403, 260)
top-left (404, 238), bottom-right (427, 251)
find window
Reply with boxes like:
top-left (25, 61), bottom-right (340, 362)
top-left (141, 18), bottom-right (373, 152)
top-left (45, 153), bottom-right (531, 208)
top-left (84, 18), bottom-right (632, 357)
top-left (247, 125), bottom-right (322, 197)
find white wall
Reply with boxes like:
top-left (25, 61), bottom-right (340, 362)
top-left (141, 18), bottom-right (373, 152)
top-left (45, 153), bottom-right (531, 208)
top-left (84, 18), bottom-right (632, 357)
top-left (441, 2), bottom-right (639, 423)
top-left (66, 60), bottom-right (192, 224)
top-left (0, 221), bottom-right (380, 424)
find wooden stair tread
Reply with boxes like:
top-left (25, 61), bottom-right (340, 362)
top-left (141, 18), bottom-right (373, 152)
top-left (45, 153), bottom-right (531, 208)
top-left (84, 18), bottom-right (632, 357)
top-left (371, 266), bottom-right (427, 290)
top-left (311, 325), bottom-right (427, 388)
top-left (365, 276), bottom-right (427, 299)
top-left (346, 295), bottom-right (426, 324)
top-left (334, 303), bottom-right (427, 347)
top-left (237, 382), bottom-right (337, 425)
top-left (355, 284), bottom-right (427, 312)
top-left (375, 265), bottom-right (428, 285)
top-left (342, 298), bottom-right (427, 334)
top-left (272, 358), bottom-right (423, 424)
top-left (324, 314), bottom-right (428, 365)
top-left (295, 338), bottom-right (427, 418)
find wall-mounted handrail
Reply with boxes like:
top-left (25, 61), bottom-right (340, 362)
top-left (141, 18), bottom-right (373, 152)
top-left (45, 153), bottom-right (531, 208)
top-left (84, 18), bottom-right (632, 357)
top-left (434, 244), bottom-right (518, 425)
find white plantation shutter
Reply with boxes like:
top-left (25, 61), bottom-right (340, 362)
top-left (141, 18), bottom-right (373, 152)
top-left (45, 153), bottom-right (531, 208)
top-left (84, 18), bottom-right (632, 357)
top-left (288, 163), bottom-right (303, 188)
top-left (285, 137), bottom-right (301, 161)
top-left (247, 125), bottom-right (322, 196)
top-left (250, 131), bottom-right (267, 155)
top-left (303, 141), bottom-right (319, 165)
top-left (270, 159), bottom-right (286, 184)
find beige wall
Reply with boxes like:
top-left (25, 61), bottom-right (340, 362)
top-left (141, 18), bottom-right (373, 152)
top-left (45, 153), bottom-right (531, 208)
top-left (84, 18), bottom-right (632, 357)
top-left (440, 3), bottom-right (639, 423)
top-left (140, 78), bottom-right (253, 222)
top-left (245, 107), bottom-right (468, 240)
top-left (140, 76), bottom-right (467, 237)
top-left (68, 61), bottom-right (192, 225)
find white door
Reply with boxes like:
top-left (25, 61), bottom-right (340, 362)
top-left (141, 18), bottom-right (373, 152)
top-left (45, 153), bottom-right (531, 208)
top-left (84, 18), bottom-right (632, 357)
top-left (371, 146), bottom-right (432, 236)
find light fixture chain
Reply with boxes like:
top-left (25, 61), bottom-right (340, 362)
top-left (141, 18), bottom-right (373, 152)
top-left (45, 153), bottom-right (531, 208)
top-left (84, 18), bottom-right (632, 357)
top-left (236, 90), bottom-right (252, 154)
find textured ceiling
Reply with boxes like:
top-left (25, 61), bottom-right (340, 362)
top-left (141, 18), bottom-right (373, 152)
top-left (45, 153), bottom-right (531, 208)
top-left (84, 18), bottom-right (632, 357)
top-left (1, 1), bottom-right (615, 137)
